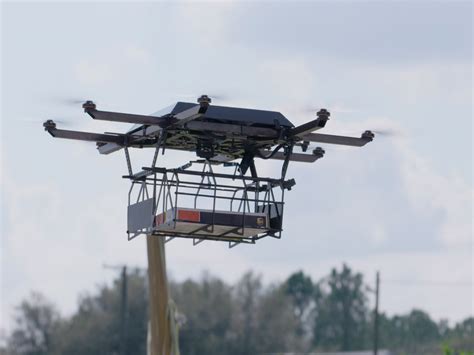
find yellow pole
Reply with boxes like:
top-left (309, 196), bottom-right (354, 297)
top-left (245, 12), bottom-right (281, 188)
top-left (146, 236), bottom-right (175, 355)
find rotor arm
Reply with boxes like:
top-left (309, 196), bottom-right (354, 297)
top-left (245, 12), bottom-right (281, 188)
top-left (169, 98), bottom-right (209, 126)
top-left (257, 148), bottom-right (325, 163)
top-left (82, 96), bottom-right (209, 128)
top-left (301, 131), bottom-right (374, 147)
top-left (43, 120), bottom-right (125, 144)
top-left (289, 109), bottom-right (330, 138)
top-left (82, 101), bottom-right (170, 126)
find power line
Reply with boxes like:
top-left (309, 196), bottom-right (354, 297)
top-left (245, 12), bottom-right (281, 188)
top-left (382, 279), bottom-right (472, 287)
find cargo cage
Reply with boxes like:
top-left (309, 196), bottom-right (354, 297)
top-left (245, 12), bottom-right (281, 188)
top-left (125, 161), bottom-right (290, 248)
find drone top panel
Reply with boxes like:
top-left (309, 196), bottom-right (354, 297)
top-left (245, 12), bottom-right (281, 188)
top-left (153, 102), bottom-right (294, 128)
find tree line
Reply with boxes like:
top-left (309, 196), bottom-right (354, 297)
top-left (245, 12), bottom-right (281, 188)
top-left (2, 264), bottom-right (473, 354)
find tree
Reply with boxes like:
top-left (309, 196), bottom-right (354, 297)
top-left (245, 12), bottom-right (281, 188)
top-left (254, 284), bottom-right (301, 353)
top-left (449, 317), bottom-right (474, 341)
top-left (284, 271), bottom-right (314, 339)
top-left (377, 309), bottom-right (441, 354)
top-left (312, 264), bottom-right (370, 351)
top-left (171, 271), bottom-right (304, 354)
top-left (54, 269), bottom-right (148, 355)
top-left (6, 267), bottom-right (472, 354)
top-left (7, 292), bottom-right (61, 355)
top-left (388, 309), bottom-right (439, 352)
top-left (229, 271), bottom-right (263, 355)
top-left (442, 317), bottom-right (474, 354)
top-left (169, 273), bottom-right (233, 355)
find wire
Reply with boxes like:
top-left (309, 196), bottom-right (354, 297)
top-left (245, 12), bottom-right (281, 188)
top-left (255, 144), bottom-right (285, 159)
top-left (382, 279), bottom-right (473, 287)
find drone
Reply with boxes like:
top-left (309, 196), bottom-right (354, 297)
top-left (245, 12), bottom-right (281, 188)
top-left (43, 95), bottom-right (374, 246)
top-left (44, 94), bottom-right (374, 179)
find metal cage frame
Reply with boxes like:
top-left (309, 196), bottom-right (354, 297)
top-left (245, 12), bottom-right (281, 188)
top-left (125, 161), bottom-right (287, 248)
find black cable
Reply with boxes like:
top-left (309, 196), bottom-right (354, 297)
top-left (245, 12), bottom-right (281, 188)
top-left (255, 144), bottom-right (285, 159)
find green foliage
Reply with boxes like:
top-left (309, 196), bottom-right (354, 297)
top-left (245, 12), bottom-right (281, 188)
top-left (285, 270), bottom-right (314, 337)
top-left (377, 309), bottom-right (440, 354)
top-left (171, 271), bottom-right (302, 355)
top-left (312, 264), bottom-right (369, 351)
top-left (169, 274), bottom-right (234, 355)
top-left (7, 292), bottom-right (61, 355)
top-left (442, 343), bottom-right (474, 355)
top-left (53, 269), bottom-right (148, 355)
top-left (229, 272), bottom-right (301, 353)
top-left (7, 270), bottom-right (148, 355)
top-left (440, 318), bottom-right (474, 355)
top-left (5, 266), bottom-right (473, 355)
top-left (285, 270), bottom-right (314, 319)
top-left (253, 284), bottom-right (300, 352)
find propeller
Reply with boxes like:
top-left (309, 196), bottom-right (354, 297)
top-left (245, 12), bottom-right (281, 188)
top-left (297, 105), bottom-right (403, 139)
top-left (175, 92), bottom-right (230, 103)
top-left (297, 104), bottom-right (358, 115)
top-left (54, 97), bottom-right (95, 107)
top-left (19, 117), bottom-right (76, 127)
top-left (24, 96), bottom-right (97, 128)
top-left (204, 93), bottom-right (229, 101)
top-left (370, 128), bottom-right (400, 137)
top-left (345, 127), bottom-right (403, 141)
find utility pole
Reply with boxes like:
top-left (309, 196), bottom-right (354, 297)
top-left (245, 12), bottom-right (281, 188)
top-left (104, 264), bottom-right (128, 355)
top-left (373, 271), bottom-right (380, 355)
top-left (120, 266), bottom-right (128, 355)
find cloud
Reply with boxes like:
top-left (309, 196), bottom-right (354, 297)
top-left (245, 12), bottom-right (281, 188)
top-left (396, 139), bottom-right (473, 248)
top-left (124, 45), bottom-right (152, 64)
top-left (370, 223), bottom-right (389, 246)
top-left (172, 2), bottom-right (237, 48)
top-left (74, 45), bottom-right (154, 86)
top-left (224, 2), bottom-right (472, 65)
top-left (1, 167), bottom-right (133, 331)
top-left (75, 58), bottom-right (115, 86)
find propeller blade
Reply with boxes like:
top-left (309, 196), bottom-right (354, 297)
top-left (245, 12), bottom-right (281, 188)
top-left (51, 97), bottom-right (96, 107)
top-left (297, 105), bottom-right (357, 115)
top-left (371, 128), bottom-right (399, 137)
top-left (206, 93), bottom-right (229, 101)
top-left (19, 118), bottom-right (75, 126)
top-left (176, 93), bottom-right (230, 102)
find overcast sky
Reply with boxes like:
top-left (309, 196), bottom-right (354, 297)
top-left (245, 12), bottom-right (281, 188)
top-left (1, 1), bottom-right (472, 334)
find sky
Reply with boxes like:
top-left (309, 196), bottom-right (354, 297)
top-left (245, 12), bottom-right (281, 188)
top-left (1, 0), bottom-right (472, 335)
